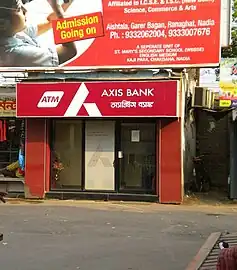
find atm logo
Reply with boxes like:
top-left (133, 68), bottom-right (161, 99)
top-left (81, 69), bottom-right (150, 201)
top-left (36, 84), bottom-right (102, 117)
top-left (37, 91), bottom-right (64, 108)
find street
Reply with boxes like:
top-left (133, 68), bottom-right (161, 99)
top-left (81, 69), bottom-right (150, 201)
top-left (0, 201), bottom-right (237, 270)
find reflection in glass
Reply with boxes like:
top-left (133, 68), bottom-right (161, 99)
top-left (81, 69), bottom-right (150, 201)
top-left (120, 123), bottom-right (156, 193)
top-left (52, 120), bottom-right (82, 189)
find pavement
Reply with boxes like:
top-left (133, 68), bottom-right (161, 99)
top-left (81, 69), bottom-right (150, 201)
top-left (0, 200), bottom-right (237, 270)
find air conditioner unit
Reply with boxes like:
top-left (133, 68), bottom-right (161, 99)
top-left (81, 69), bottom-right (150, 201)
top-left (206, 89), bottom-right (211, 108)
top-left (213, 93), bottom-right (220, 109)
top-left (192, 87), bottom-right (208, 107)
top-left (206, 90), bottom-right (215, 109)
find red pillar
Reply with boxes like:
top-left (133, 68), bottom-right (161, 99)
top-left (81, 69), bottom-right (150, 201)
top-left (159, 118), bottom-right (183, 204)
top-left (25, 119), bottom-right (50, 199)
top-left (45, 120), bottom-right (51, 192)
top-left (156, 120), bottom-right (160, 197)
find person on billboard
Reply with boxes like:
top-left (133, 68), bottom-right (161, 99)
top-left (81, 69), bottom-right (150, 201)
top-left (0, 0), bottom-right (77, 67)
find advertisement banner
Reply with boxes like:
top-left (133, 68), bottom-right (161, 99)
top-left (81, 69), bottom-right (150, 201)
top-left (16, 81), bottom-right (178, 117)
top-left (0, 100), bottom-right (16, 117)
top-left (219, 58), bottom-right (237, 107)
top-left (0, 0), bottom-right (221, 70)
top-left (199, 68), bottom-right (220, 93)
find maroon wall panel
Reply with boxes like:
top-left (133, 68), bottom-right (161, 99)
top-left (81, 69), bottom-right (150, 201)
top-left (159, 119), bottom-right (182, 204)
top-left (25, 119), bottom-right (48, 198)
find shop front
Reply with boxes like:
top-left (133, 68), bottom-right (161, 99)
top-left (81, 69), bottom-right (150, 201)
top-left (16, 80), bottom-right (183, 203)
top-left (50, 119), bottom-right (157, 194)
top-left (0, 86), bottom-right (25, 194)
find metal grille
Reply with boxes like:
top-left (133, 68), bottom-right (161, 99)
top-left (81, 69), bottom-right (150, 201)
top-left (200, 233), bottom-right (237, 270)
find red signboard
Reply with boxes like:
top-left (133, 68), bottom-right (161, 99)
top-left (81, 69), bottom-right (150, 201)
top-left (0, 0), bottom-right (220, 69)
top-left (68, 0), bottom-right (221, 68)
top-left (16, 81), bottom-right (178, 118)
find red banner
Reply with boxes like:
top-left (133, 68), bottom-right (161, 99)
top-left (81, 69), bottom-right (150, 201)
top-left (0, 0), bottom-right (221, 69)
top-left (66, 0), bottom-right (221, 68)
top-left (16, 81), bottom-right (178, 117)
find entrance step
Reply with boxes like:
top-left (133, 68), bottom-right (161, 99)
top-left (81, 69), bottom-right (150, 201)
top-left (0, 177), bottom-right (24, 193)
top-left (46, 191), bottom-right (159, 202)
top-left (186, 232), bottom-right (237, 270)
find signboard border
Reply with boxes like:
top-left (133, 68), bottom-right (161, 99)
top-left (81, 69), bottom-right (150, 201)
top-left (0, 0), bottom-right (222, 71)
top-left (1, 62), bottom-right (221, 72)
top-left (16, 80), bottom-right (179, 118)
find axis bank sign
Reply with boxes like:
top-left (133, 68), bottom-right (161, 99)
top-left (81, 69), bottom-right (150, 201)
top-left (16, 81), bottom-right (179, 118)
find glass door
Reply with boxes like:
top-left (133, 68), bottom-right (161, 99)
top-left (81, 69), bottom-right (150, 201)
top-left (52, 120), bottom-right (83, 190)
top-left (119, 122), bottom-right (156, 193)
top-left (85, 121), bottom-right (115, 191)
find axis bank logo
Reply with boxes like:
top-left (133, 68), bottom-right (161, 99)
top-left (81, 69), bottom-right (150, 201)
top-left (36, 84), bottom-right (102, 117)
top-left (37, 91), bottom-right (64, 108)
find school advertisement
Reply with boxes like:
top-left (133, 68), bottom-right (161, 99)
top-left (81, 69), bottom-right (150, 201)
top-left (0, 0), bottom-right (221, 70)
top-left (219, 58), bottom-right (237, 108)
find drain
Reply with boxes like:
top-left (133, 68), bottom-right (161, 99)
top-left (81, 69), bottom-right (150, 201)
top-left (206, 213), bottom-right (225, 216)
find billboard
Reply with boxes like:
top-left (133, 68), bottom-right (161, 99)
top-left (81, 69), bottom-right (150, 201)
top-left (0, 0), bottom-right (221, 70)
top-left (199, 68), bottom-right (220, 93)
top-left (16, 81), bottom-right (179, 117)
top-left (219, 58), bottom-right (237, 107)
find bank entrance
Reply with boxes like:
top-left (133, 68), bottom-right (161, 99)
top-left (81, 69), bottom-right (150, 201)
top-left (51, 119), bottom-right (157, 195)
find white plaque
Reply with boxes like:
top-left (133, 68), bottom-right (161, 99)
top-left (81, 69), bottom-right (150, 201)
top-left (131, 130), bottom-right (140, 142)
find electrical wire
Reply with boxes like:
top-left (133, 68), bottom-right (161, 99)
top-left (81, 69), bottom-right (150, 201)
top-left (0, 7), bottom-right (19, 11)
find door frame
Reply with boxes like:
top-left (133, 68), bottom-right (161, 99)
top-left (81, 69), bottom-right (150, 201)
top-left (49, 118), bottom-right (158, 194)
top-left (115, 118), bottom-right (158, 195)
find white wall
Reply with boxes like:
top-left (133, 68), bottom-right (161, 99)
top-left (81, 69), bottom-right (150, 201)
top-left (221, 0), bottom-right (232, 47)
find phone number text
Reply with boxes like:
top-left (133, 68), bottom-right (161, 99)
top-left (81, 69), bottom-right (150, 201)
top-left (123, 28), bottom-right (211, 39)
